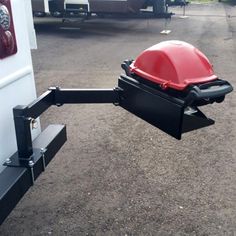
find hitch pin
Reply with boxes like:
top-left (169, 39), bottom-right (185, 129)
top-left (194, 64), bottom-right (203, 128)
top-left (28, 160), bottom-right (35, 185)
top-left (40, 148), bottom-right (47, 171)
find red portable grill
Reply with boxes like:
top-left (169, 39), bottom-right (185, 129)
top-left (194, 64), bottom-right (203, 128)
top-left (130, 40), bottom-right (218, 90)
top-left (120, 40), bottom-right (233, 139)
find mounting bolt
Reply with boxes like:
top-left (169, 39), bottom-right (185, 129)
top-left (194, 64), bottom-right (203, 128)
top-left (31, 118), bottom-right (38, 129)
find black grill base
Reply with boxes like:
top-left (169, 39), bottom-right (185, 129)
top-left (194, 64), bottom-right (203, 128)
top-left (118, 75), bottom-right (215, 139)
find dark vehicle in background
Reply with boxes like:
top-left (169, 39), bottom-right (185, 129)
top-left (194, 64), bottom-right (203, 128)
top-left (32, 0), bottom-right (170, 18)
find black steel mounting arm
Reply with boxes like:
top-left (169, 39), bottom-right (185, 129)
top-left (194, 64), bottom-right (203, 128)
top-left (0, 87), bottom-right (120, 225)
top-left (17, 87), bottom-right (120, 119)
top-left (12, 87), bottom-right (120, 161)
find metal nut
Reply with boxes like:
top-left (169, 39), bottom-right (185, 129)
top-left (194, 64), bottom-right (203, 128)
top-left (28, 160), bottom-right (34, 167)
top-left (40, 148), bottom-right (47, 154)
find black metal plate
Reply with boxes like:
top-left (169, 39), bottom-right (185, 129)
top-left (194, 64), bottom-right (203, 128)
top-left (3, 149), bottom-right (41, 168)
top-left (118, 75), bottom-right (216, 139)
top-left (118, 75), bottom-right (185, 139)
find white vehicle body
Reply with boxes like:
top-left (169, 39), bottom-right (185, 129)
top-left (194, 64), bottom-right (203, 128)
top-left (0, 0), bottom-right (40, 173)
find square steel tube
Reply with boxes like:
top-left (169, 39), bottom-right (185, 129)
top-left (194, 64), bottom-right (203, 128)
top-left (0, 124), bottom-right (67, 225)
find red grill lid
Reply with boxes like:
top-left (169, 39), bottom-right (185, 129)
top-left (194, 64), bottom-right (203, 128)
top-left (129, 40), bottom-right (217, 90)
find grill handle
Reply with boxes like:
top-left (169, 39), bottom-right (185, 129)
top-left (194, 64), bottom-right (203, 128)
top-left (186, 80), bottom-right (233, 102)
top-left (121, 60), bottom-right (133, 76)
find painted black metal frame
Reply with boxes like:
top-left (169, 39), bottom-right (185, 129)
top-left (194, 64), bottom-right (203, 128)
top-left (0, 76), bottom-right (216, 225)
top-left (0, 87), bottom-right (120, 225)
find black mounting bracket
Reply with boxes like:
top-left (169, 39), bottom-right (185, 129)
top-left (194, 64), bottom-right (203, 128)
top-left (0, 76), bottom-right (224, 225)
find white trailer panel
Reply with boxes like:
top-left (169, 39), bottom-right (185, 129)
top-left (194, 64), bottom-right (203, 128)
top-left (0, 0), bottom-right (40, 172)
